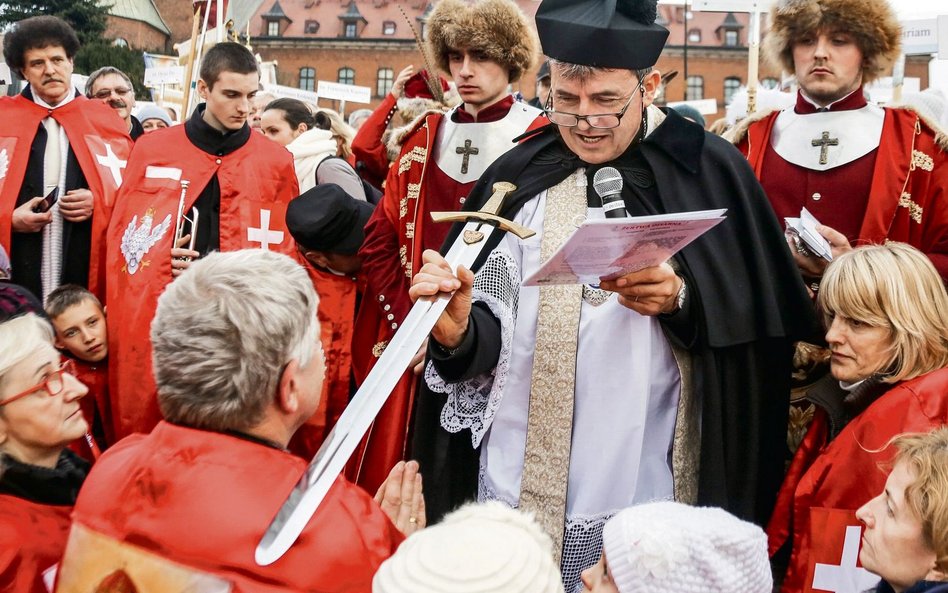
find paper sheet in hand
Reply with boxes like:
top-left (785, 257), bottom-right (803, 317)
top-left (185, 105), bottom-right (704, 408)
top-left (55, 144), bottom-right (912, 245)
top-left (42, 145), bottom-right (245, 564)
top-left (522, 209), bottom-right (727, 287)
top-left (785, 207), bottom-right (833, 261)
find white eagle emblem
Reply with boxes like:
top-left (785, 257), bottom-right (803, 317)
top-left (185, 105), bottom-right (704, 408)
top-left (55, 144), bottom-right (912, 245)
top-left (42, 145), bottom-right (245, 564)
top-left (0, 148), bottom-right (8, 181)
top-left (121, 209), bottom-right (172, 275)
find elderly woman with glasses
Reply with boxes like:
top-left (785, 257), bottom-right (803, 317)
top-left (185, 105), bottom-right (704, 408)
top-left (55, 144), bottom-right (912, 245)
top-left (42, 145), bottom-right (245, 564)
top-left (0, 313), bottom-right (90, 593)
top-left (768, 243), bottom-right (948, 593)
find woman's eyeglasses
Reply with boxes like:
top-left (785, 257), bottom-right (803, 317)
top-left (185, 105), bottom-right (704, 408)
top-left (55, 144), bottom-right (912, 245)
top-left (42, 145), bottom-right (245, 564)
top-left (0, 359), bottom-right (77, 406)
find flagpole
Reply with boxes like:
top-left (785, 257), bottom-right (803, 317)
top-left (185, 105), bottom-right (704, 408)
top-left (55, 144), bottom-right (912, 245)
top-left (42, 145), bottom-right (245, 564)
top-left (187, 0), bottom-right (214, 116)
top-left (746, 8), bottom-right (761, 114)
top-left (182, 7), bottom-right (202, 120)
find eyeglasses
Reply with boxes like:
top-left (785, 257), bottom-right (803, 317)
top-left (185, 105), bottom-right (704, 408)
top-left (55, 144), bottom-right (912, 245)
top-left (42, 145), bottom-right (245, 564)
top-left (0, 359), bottom-right (77, 406)
top-left (92, 87), bottom-right (133, 100)
top-left (544, 82), bottom-right (643, 130)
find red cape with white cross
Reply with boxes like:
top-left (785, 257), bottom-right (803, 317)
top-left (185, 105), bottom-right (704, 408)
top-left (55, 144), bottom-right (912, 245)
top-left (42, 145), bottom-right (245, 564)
top-left (104, 124), bottom-right (299, 441)
top-left (0, 93), bottom-right (132, 298)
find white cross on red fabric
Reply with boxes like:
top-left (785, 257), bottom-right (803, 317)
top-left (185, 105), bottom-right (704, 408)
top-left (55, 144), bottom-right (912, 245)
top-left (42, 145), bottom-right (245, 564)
top-left (812, 525), bottom-right (880, 593)
top-left (95, 142), bottom-right (127, 187)
top-left (247, 208), bottom-right (285, 250)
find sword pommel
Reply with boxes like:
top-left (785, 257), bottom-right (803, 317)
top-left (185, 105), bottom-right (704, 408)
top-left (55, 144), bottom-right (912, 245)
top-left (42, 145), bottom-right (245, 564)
top-left (430, 181), bottom-right (535, 240)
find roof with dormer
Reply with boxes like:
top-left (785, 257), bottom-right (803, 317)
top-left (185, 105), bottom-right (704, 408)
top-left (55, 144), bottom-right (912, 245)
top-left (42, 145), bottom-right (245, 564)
top-left (105, 0), bottom-right (172, 36)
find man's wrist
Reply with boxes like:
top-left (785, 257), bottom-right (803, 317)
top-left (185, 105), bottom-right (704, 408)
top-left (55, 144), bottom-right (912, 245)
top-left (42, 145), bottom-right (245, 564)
top-left (661, 276), bottom-right (687, 314)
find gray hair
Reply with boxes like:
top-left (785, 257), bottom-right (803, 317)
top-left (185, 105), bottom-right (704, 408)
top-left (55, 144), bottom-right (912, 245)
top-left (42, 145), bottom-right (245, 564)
top-left (550, 59), bottom-right (652, 84)
top-left (84, 66), bottom-right (134, 98)
top-left (151, 250), bottom-right (320, 432)
top-left (0, 313), bottom-right (54, 395)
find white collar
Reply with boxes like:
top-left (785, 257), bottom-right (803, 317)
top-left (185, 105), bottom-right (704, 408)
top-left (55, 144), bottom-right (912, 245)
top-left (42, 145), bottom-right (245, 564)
top-left (771, 101), bottom-right (884, 171)
top-left (31, 85), bottom-right (77, 110)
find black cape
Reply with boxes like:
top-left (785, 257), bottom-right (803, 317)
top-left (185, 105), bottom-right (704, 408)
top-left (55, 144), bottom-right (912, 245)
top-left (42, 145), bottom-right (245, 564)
top-left (411, 108), bottom-right (820, 526)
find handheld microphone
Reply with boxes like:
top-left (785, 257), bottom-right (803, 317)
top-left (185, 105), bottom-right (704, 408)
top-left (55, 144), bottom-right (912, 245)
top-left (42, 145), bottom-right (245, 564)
top-left (593, 167), bottom-right (627, 219)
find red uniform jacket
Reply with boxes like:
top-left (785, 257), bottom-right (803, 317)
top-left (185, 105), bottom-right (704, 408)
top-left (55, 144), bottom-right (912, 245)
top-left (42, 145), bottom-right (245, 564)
top-left (105, 126), bottom-right (299, 440)
top-left (59, 421), bottom-right (403, 593)
top-left (736, 106), bottom-right (948, 279)
top-left (0, 495), bottom-right (72, 593)
top-left (0, 94), bottom-right (132, 298)
top-left (768, 368), bottom-right (948, 593)
top-left (350, 93), bottom-right (398, 191)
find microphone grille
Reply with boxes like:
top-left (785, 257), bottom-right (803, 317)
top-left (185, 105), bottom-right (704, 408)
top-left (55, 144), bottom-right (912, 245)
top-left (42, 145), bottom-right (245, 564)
top-left (593, 167), bottom-right (623, 197)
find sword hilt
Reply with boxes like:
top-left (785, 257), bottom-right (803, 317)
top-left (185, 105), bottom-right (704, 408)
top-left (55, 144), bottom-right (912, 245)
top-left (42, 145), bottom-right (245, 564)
top-left (430, 181), bottom-right (535, 240)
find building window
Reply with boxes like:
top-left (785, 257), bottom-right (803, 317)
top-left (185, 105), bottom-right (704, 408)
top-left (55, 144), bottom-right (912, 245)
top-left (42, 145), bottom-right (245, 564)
top-left (377, 68), bottom-right (394, 97)
top-left (299, 67), bottom-right (316, 91)
top-left (383, 21), bottom-right (396, 35)
top-left (344, 22), bottom-right (357, 38)
top-left (338, 67), bottom-right (355, 85)
top-left (724, 77), bottom-right (741, 105)
top-left (686, 75), bottom-right (704, 101)
top-left (267, 20), bottom-right (280, 36)
top-left (761, 77), bottom-right (779, 90)
top-left (305, 20), bottom-right (319, 34)
top-left (724, 29), bottom-right (738, 46)
top-left (687, 28), bottom-right (701, 43)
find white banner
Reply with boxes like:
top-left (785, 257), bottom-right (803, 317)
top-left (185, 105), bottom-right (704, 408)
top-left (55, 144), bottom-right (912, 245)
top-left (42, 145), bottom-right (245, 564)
top-left (667, 98), bottom-right (719, 115)
top-left (692, 0), bottom-right (762, 12)
top-left (144, 66), bottom-right (185, 87)
top-left (316, 80), bottom-right (371, 104)
top-left (0, 63), bottom-right (11, 86)
top-left (263, 83), bottom-right (319, 105)
top-left (902, 19), bottom-right (940, 56)
top-left (939, 15), bottom-right (948, 60)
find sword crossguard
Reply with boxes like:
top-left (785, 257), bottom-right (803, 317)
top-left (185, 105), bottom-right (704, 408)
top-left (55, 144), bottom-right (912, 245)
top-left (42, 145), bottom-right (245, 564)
top-left (430, 181), bottom-right (536, 240)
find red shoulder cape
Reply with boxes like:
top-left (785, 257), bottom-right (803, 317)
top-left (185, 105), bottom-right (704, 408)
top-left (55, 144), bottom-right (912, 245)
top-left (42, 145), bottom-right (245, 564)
top-left (105, 125), bottom-right (300, 440)
top-left (0, 94), bottom-right (132, 298)
top-left (0, 494), bottom-right (72, 593)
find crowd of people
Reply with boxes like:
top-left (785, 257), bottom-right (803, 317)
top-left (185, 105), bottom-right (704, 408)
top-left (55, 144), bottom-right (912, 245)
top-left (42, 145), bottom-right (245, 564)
top-left (1, 0), bottom-right (947, 591)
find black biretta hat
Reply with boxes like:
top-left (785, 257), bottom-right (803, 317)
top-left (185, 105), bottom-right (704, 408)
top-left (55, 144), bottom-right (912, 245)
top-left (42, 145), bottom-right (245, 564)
top-left (286, 184), bottom-right (374, 255)
top-left (535, 0), bottom-right (669, 70)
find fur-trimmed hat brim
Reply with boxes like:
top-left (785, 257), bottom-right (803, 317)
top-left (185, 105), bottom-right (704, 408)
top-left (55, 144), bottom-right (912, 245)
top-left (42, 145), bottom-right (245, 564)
top-left (426, 0), bottom-right (538, 83)
top-left (763, 0), bottom-right (901, 84)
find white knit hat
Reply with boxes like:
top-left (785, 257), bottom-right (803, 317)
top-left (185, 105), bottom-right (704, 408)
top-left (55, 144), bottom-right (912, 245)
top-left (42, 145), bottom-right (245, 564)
top-left (601, 501), bottom-right (772, 593)
top-left (372, 502), bottom-right (564, 593)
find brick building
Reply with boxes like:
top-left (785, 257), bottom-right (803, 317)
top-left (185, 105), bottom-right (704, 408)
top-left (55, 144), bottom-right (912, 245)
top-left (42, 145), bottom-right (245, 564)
top-left (104, 0), bottom-right (174, 52)
top-left (145, 0), bottom-right (930, 124)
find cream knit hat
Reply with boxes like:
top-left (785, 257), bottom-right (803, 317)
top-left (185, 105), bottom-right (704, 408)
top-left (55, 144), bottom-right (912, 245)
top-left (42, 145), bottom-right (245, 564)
top-left (601, 501), bottom-right (772, 593)
top-left (372, 502), bottom-right (564, 593)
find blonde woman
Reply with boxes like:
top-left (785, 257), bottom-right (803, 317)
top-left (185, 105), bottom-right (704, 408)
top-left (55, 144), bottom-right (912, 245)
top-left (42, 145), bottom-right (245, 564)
top-left (857, 428), bottom-right (948, 593)
top-left (768, 243), bottom-right (948, 593)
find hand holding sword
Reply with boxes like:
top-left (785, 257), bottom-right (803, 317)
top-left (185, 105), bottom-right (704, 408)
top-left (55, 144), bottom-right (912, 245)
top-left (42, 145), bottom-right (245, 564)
top-left (255, 181), bottom-right (533, 565)
top-left (408, 250), bottom-right (475, 350)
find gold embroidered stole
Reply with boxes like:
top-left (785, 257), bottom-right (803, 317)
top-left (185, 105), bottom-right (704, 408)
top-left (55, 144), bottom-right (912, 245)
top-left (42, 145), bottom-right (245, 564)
top-left (519, 168), bottom-right (587, 562)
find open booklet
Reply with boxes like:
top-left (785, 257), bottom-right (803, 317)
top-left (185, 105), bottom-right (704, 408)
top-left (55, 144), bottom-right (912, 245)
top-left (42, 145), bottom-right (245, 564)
top-left (785, 207), bottom-right (833, 262)
top-left (522, 209), bottom-right (727, 287)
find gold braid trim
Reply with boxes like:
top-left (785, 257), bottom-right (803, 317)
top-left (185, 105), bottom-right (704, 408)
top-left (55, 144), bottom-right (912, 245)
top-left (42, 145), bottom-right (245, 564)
top-left (899, 192), bottom-right (923, 224)
top-left (398, 146), bottom-right (427, 174)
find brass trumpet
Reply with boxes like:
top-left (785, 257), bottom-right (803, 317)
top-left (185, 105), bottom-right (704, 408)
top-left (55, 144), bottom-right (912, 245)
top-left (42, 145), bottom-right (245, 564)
top-left (172, 179), bottom-right (199, 261)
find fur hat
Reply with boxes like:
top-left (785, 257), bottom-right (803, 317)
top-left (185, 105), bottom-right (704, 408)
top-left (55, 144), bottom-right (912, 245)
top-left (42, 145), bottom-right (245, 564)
top-left (426, 0), bottom-right (538, 83)
top-left (763, 0), bottom-right (901, 84)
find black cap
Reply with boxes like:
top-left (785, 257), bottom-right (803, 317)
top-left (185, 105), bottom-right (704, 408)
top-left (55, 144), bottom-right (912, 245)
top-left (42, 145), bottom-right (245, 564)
top-left (535, 0), bottom-right (669, 70)
top-left (286, 184), bottom-right (375, 255)
top-left (536, 60), bottom-right (551, 81)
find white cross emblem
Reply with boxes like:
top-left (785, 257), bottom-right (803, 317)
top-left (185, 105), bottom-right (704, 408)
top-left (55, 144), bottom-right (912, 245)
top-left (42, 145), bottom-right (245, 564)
top-left (95, 142), bottom-right (127, 187)
top-left (247, 209), bottom-right (284, 250)
top-left (812, 525), bottom-right (880, 593)
top-left (0, 148), bottom-right (8, 181)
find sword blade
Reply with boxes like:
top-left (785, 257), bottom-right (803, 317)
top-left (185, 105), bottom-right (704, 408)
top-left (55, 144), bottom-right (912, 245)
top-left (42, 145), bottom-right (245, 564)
top-left (255, 219), bottom-right (499, 565)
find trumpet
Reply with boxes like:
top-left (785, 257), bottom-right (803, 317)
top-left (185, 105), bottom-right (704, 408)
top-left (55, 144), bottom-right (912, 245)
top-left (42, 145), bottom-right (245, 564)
top-left (172, 179), bottom-right (200, 261)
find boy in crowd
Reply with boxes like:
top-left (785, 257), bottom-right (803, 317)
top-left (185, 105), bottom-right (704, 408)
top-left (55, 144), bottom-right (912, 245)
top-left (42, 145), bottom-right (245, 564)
top-left (46, 284), bottom-right (111, 449)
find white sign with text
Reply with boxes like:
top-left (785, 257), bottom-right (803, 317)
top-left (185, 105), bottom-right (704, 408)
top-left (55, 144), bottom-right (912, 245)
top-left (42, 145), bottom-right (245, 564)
top-left (667, 98), bottom-right (719, 115)
top-left (902, 19), bottom-right (940, 55)
top-left (692, 0), bottom-right (761, 12)
top-left (263, 83), bottom-right (319, 105)
top-left (316, 80), bottom-right (371, 104)
top-left (144, 66), bottom-right (185, 87)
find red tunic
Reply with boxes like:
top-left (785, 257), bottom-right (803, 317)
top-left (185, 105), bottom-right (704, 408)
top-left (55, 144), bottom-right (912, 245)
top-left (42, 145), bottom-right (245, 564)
top-left (289, 265), bottom-right (361, 459)
top-left (0, 495), bottom-right (72, 593)
top-left (105, 125), bottom-right (299, 440)
top-left (0, 94), bottom-right (132, 299)
top-left (737, 101), bottom-right (948, 279)
top-left (767, 368), bottom-right (948, 593)
top-left (60, 421), bottom-right (404, 593)
top-left (351, 97), bottom-right (545, 492)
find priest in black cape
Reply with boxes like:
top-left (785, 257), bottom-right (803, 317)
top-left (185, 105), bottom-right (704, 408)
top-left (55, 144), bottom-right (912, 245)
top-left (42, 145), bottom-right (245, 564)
top-left (407, 0), bottom-right (818, 587)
